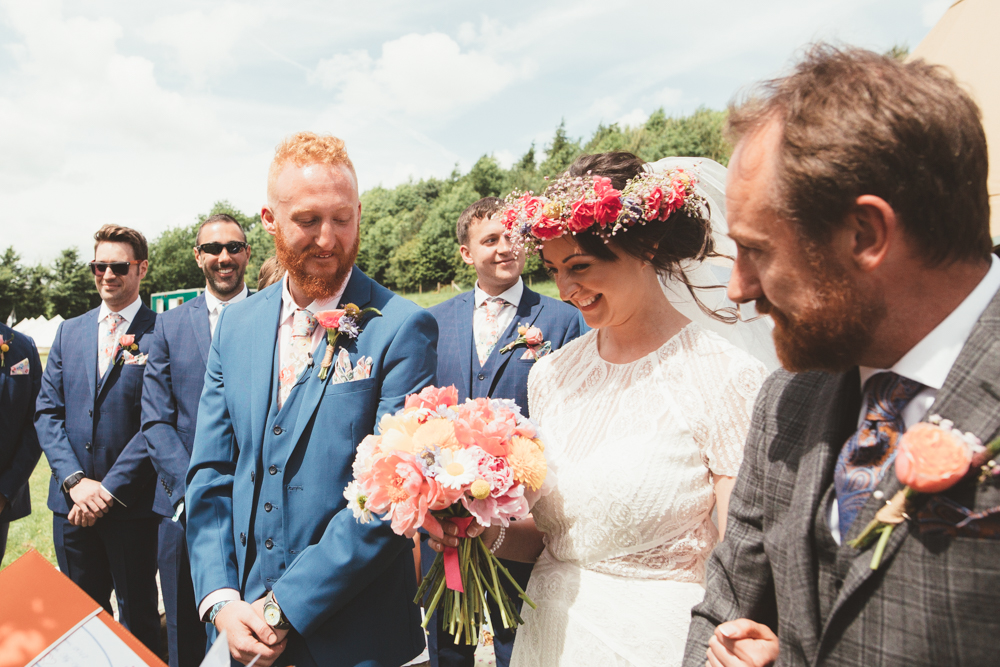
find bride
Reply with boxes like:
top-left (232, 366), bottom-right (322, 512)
top-left (430, 152), bottom-right (775, 666)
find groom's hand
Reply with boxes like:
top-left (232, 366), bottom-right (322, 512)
top-left (251, 596), bottom-right (291, 644)
top-left (214, 600), bottom-right (288, 666)
top-left (706, 618), bottom-right (778, 667)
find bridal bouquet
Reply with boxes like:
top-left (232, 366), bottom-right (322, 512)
top-left (345, 385), bottom-right (549, 645)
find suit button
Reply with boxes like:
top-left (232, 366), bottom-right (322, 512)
top-left (478, 373), bottom-right (485, 381)
top-left (273, 426), bottom-right (283, 435)
top-left (240, 532), bottom-right (246, 546)
top-left (167, 489), bottom-right (172, 497)
top-left (85, 442), bottom-right (92, 451)
top-left (269, 465), bottom-right (277, 475)
top-left (265, 502), bottom-right (273, 512)
top-left (265, 538), bottom-right (274, 550)
top-left (251, 471), bottom-right (255, 482)
top-left (88, 409), bottom-right (93, 417)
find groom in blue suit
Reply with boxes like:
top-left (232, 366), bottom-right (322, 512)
top-left (35, 225), bottom-right (160, 652)
top-left (0, 323), bottom-right (42, 562)
top-left (423, 198), bottom-right (584, 667)
top-left (186, 132), bottom-right (437, 667)
top-left (142, 214), bottom-right (252, 667)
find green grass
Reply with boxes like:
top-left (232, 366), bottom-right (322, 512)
top-left (0, 280), bottom-right (565, 572)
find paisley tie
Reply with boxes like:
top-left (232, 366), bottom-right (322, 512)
top-left (99, 313), bottom-right (125, 378)
top-left (278, 309), bottom-right (317, 408)
top-left (834, 372), bottom-right (924, 535)
top-left (475, 297), bottom-right (507, 366)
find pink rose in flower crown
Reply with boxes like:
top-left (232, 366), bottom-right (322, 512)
top-left (568, 200), bottom-right (597, 232)
top-left (645, 187), bottom-right (663, 220)
top-left (521, 196), bottom-right (543, 219)
top-left (895, 421), bottom-right (974, 494)
top-left (595, 191), bottom-right (623, 227)
top-left (592, 176), bottom-right (615, 197)
top-left (315, 309), bottom-right (346, 329)
top-left (532, 216), bottom-right (565, 241)
top-left (405, 384), bottom-right (459, 411)
top-left (521, 326), bottom-right (544, 347)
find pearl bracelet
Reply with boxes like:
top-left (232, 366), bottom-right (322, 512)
top-left (490, 525), bottom-right (506, 554)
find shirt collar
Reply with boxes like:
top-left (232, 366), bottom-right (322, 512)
top-left (474, 278), bottom-right (524, 309)
top-left (860, 254), bottom-right (1000, 391)
top-left (98, 295), bottom-right (142, 326)
top-left (204, 284), bottom-right (249, 313)
top-left (279, 268), bottom-right (353, 324)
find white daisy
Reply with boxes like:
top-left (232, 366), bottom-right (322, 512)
top-left (344, 481), bottom-right (375, 523)
top-left (433, 448), bottom-right (478, 490)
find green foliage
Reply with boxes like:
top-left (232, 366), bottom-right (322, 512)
top-left (3, 107), bottom-right (732, 318)
top-left (886, 44), bottom-right (909, 62)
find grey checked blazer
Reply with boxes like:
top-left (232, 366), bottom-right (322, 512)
top-left (684, 286), bottom-right (1000, 667)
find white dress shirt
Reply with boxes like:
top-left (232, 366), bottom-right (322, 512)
top-left (205, 284), bottom-right (249, 337)
top-left (830, 254), bottom-right (1000, 543)
top-left (198, 269), bottom-right (352, 619)
top-left (473, 278), bottom-right (524, 346)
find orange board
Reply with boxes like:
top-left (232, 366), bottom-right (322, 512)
top-left (0, 549), bottom-right (166, 667)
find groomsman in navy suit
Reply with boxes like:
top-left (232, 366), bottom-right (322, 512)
top-left (35, 225), bottom-right (160, 652)
top-left (0, 323), bottom-right (42, 562)
top-left (142, 213), bottom-right (252, 667)
top-left (186, 132), bottom-right (437, 666)
top-left (424, 197), bottom-right (585, 667)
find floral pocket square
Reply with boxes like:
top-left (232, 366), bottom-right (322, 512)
top-left (520, 341), bottom-right (552, 360)
top-left (123, 351), bottom-right (148, 365)
top-left (9, 358), bottom-right (30, 375)
top-left (331, 348), bottom-right (373, 384)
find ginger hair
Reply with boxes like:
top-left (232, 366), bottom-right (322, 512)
top-left (267, 131), bottom-right (358, 202)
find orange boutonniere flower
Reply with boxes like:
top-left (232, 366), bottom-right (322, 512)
top-left (0, 334), bottom-right (10, 367)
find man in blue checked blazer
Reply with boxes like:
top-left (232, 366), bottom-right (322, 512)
top-left (423, 198), bottom-right (584, 667)
top-left (35, 225), bottom-right (160, 653)
top-left (186, 132), bottom-right (437, 667)
top-left (0, 323), bottom-right (42, 562)
top-left (142, 213), bottom-right (252, 667)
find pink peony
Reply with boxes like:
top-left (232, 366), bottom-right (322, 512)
top-left (522, 326), bottom-right (544, 347)
top-left (387, 493), bottom-right (429, 538)
top-left (568, 200), bottom-right (597, 232)
top-left (475, 451), bottom-right (515, 498)
top-left (896, 422), bottom-right (973, 494)
top-left (461, 484), bottom-right (529, 527)
top-left (367, 453), bottom-right (425, 514)
top-left (454, 399), bottom-right (516, 457)
top-left (405, 385), bottom-right (459, 411)
top-left (425, 476), bottom-right (464, 511)
top-left (315, 310), bottom-right (346, 329)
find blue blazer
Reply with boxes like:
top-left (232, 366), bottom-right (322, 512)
top-left (35, 304), bottom-right (158, 517)
top-left (186, 269), bottom-right (437, 666)
top-left (142, 294), bottom-right (212, 517)
top-left (0, 324), bottom-right (42, 523)
top-left (428, 286), bottom-right (584, 415)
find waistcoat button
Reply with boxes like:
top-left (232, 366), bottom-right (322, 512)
top-left (265, 502), bottom-right (273, 512)
top-left (265, 538), bottom-right (274, 550)
top-left (269, 465), bottom-right (277, 475)
top-left (477, 373), bottom-right (485, 380)
top-left (240, 532), bottom-right (246, 546)
top-left (273, 426), bottom-right (283, 435)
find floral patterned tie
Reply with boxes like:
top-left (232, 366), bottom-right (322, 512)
top-left (278, 308), bottom-right (317, 408)
top-left (834, 372), bottom-right (925, 535)
top-left (475, 297), bottom-right (507, 366)
top-left (99, 312), bottom-right (124, 378)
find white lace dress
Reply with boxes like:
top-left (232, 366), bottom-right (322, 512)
top-left (510, 324), bottom-right (767, 667)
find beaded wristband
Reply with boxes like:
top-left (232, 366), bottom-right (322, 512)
top-left (490, 525), bottom-right (506, 554)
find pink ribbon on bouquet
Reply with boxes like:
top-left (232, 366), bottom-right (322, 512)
top-left (443, 517), bottom-right (476, 593)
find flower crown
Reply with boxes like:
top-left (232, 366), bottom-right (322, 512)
top-left (501, 167), bottom-right (708, 253)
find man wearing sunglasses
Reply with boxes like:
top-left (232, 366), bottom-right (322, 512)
top-left (141, 213), bottom-right (251, 667)
top-left (35, 224), bottom-right (161, 654)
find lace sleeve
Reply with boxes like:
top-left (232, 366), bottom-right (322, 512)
top-left (695, 346), bottom-right (768, 478)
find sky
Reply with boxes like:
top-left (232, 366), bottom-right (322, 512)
top-left (0, 0), bottom-right (952, 264)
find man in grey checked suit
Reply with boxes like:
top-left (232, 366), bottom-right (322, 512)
top-left (684, 46), bottom-right (1000, 667)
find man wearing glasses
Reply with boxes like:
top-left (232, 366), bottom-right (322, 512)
top-left (35, 224), bottom-right (161, 654)
top-left (142, 213), bottom-right (251, 667)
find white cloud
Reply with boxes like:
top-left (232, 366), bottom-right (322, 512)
top-left (311, 32), bottom-right (532, 117)
top-left (921, 0), bottom-right (951, 27)
top-left (493, 149), bottom-right (516, 170)
top-left (616, 108), bottom-right (647, 128)
top-left (653, 87), bottom-right (684, 109)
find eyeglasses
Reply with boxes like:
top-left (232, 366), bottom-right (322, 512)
top-left (195, 241), bottom-right (248, 255)
top-left (89, 260), bottom-right (142, 276)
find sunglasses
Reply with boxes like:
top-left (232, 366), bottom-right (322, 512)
top-left (196, 241), bottom-right (248, 255)
top-left (89, 260), bottom-right (142, 277)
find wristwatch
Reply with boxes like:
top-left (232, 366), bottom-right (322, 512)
top-left (262, 590), bottom-right (291, 630)
top-left (62, 472), bottom-right (86, 493)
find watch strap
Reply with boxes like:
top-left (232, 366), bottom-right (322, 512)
top-left (62, 472), bottom-right (85, 493)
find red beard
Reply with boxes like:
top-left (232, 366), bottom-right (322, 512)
top-left (274, 224), bottom-right (359, 301)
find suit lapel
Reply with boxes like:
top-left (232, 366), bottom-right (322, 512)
top-left (457, 293), bottom-right (475, 397)
top-left (190, 296), bottom-right (212, 364)
top-left (825, 288), bottom-right (1000, 636)
top-left (251, 287), bottom-right (282, 454)
top-left (96, 305), bottom-right (154, 401)
top-left (85, 309), bottom-right (99, 403)
top-left (487, 289), bottom-right (543, 396)
top-left (781, 370), bottom-right (860, 660)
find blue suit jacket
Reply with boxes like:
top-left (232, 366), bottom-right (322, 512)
top-left (428, 286), bottom-right (584, 415)
top-left (35, 304), bottom-right (158, 517)
top-left (186, 269), bottom-right (437, 666)
top-left (142, 294), bottom-right (212, 517)
top-left (0, 324), bottom-right (42, 523)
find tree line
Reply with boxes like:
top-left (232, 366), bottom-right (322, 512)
top-left (1, 107), bottom-right (730, 322)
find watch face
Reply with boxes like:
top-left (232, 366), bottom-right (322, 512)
top-left (264, 604), bottom-right (281, 625)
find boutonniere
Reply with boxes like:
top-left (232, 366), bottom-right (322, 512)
top-left (315, 303), bottom-right (382, 380)
top-left (0, 334), bottom-right (10, 367)
top-left (850, 415), bottom-right (996, 570)
top-left (499, 324), bottom-right (552, 360)
top-left (114, 334), bottom-right (139, 366)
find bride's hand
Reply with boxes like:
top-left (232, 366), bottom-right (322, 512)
top-left (706, 619), bottom-right (778, 667)
top-left (426, 519), bottom-right (498, 552)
